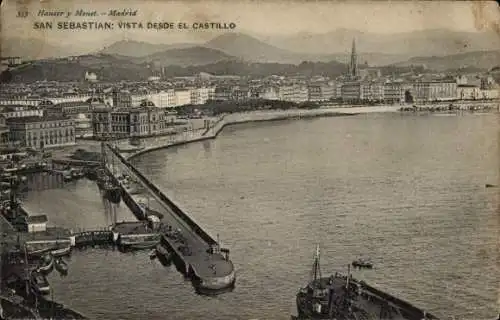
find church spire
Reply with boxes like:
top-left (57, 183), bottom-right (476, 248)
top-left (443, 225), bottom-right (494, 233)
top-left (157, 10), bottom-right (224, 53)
top-left (349, 38), bottom-right (358, 79)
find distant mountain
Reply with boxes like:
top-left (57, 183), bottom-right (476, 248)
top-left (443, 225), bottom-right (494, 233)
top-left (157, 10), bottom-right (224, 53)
top-left (135, 46), bottom-right (237, 67)
top-left (261, 29), bottom-right (500, 58)
top-left (392, 50), bottom-right (500, 71)
top-left (204, 32), bottom-right (314, 64)
top-left (100, 40), bottom-right (195, 57)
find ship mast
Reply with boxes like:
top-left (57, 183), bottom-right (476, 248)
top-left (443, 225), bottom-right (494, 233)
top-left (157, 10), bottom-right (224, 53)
top-left (312, 244), bottom-right (321, 282)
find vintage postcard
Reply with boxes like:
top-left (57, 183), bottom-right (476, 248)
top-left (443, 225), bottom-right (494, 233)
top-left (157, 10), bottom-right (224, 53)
top-left (0, 0), bottom-right (499, 319)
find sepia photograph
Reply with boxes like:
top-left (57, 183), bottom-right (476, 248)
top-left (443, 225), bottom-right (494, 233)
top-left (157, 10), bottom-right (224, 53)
top-left (0, 0), bottom-right (499, 319)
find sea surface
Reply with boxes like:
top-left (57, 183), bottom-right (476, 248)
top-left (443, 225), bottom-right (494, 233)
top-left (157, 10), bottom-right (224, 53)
top-left (23, 112), bottom-right (499, 320)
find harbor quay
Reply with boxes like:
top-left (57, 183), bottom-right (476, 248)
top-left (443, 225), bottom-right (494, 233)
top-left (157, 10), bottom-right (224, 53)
top-left (102, 143), bottom-right (236, 294)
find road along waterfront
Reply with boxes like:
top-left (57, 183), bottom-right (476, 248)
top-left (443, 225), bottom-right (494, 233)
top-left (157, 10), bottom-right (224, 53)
top-left (22, 111), bottom-right (499, 320)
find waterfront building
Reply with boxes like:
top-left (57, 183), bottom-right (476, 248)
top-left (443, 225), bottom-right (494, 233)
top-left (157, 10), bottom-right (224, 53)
top-left (190, 87), bottom-right (213, 105)
top-left (341, 81), bottom-right (362, 102)
top-left (457, 85), bottom-right (481, 100)
top-left (6, 116), bottom-right (75, 149)
top-left (92, 105), bottom-right (173, 139)
top-left (412, 81), bottom-right (457, 102)
top-left (277, 85), bottom-right (308, 103)
top-left (92, 109), bottom-right (130, 139)
top-left (231, 86), bottom-right (251, 101)
top-left (383, 82), bottom-right (405, 104)
top-left (257, 86), bottom-right (279, 100)
top-left (307, 83), bottom-right (336, 102)
top-left (0, 105), bottom-right (43, 119)
top-left (480, 88), bottom-right (499, 100)
top-left (361, 82), bottom-right (384, 102)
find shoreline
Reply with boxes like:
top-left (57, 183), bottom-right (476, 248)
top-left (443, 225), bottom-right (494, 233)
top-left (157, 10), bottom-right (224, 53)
top-left (123, 106), bottom-right (398, 160)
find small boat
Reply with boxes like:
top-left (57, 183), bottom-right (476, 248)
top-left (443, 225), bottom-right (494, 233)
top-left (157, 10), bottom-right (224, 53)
top-left (37, 253), bottom-right (54, 274)
top-left (155, 244), bottom-right (173, 266)
top-left (51, 245), bottom-right (72, 257)
top-left (118, 234), bottom-right (160, 252)
top-left (54, 258), bottom-right (68, 276)
top-left (30, 272), bottom-right (51, 296)
top-left (352, 258), bottom-right (373, 269)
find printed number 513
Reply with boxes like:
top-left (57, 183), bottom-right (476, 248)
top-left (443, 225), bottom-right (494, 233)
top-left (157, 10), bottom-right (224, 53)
top-left (16, 11), bottom-right (28, 18)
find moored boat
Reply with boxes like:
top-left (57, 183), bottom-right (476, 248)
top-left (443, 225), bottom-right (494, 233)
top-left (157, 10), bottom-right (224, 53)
top-left (155, 244), bottom-right (173, 266)
top-left (117, 234), bottom-right (161, 252)
top-left (37, 253), bottom-right (54, 275)
top-left (352, 258), bottom-right (373, 269)
top-left (295, 245), bottom-right (438, 320)
top-left (54, 258), bottom-right (68, 276)
top-left (30, 271), bottom-right (51, 296)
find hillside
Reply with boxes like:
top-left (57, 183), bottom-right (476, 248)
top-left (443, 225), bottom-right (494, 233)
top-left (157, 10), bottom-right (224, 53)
top-left (392, 50), bottom-right (500, 71)
top-left (100, 40), bottom-right (195, 57)
top-left (6, 56), bottom-right (348, 82)
top-left (135, 46), bottom-right (237, 67)
top-left (8, 54), bottom-right (151, 82)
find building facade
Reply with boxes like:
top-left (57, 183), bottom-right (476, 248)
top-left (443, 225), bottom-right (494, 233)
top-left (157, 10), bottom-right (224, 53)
top-left (7, 116), bottom-right (75, 149)
top-left (412, 81), bottom-right (457, 102)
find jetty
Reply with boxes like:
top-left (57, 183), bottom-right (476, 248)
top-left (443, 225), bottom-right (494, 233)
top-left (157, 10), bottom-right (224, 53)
top-left (100, 143), bottom-right (236, 294)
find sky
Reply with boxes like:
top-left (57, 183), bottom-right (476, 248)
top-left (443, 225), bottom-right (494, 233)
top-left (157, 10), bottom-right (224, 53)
top-left (1, 0), bottom-right (499, 50)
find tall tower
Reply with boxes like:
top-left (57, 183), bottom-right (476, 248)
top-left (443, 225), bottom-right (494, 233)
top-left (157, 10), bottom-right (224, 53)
top-left (349, 38), bottom-right (358, 79)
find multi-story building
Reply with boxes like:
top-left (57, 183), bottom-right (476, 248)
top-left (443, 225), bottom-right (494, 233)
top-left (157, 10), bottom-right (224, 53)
top-left (0, 105), bottom-right (43, 119)
top-left (214, 87), bottom-right (232, 101)
top-left (112, 89), bottom-right (132, 109)
top-left (44, 101), bottom-right (91, 118)
top-left (93, 105), bottom-right (173, 139)
top-left (174, 90), bottom-right (191, 106)
top-left (231, 86), bottom-right (251, 101)
top-left (341, 81), bottom-right (362, 102)
top-left (128, 108), bottom-right (149, 137)
top-left (412, 81), bottom-right (457, 102)
top-left (361, 82), bottom-right (384, 102)
top-left (308, 83), bottom-right (336, 101)
top-left (457, 85), bottom-right (481, 100)
top-left (0, 99), bottom-right (40, 107)
top-left (0, 115), bottom-right (9, 148)
top-left (6, 116), bottom-right (75, 149)
top-left (150, 90), bottom-right (176, 108)
top-left (190, 87), bottom-right (214, 105)
top-left (277, 85), bottom-right (308, 103)
top-left (256, 86), bottom-right (279, 100)
top-left (383, 82), bottom-right (405, 104)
